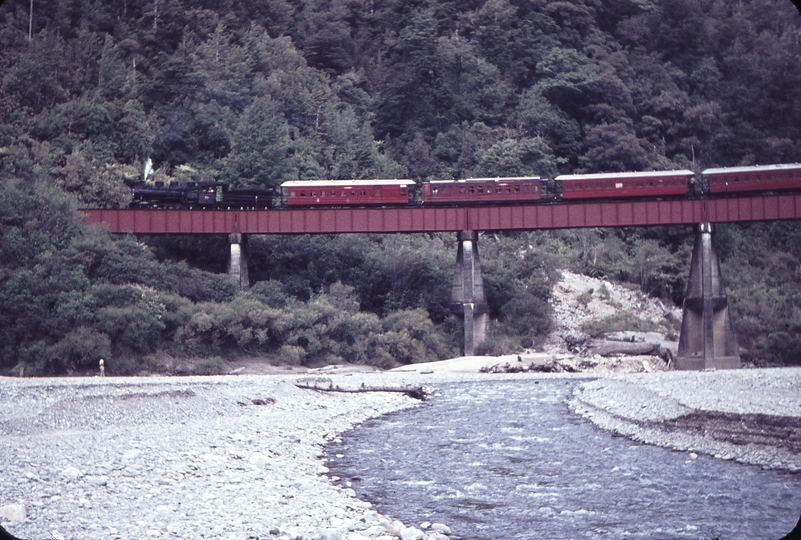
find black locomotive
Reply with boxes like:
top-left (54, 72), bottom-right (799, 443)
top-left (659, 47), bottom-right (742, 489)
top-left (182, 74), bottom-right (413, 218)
top-left (130, 182), bottom-right (274, 210)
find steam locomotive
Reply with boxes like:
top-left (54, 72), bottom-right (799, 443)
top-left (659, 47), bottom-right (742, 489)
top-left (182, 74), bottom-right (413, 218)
top-left (129, 163), bottom-right (801, 210)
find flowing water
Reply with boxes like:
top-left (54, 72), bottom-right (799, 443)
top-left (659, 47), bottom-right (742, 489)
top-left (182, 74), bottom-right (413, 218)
top-left (326, 379), bottom-right (801, 540)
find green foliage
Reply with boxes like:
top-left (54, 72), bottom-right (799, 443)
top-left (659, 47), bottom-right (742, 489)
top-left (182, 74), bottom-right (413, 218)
top-left (2, 0), bottom-right (801, 370)
top-left (479, 232), bottom-right (559, 347)
top-left (715, 223), bottom-right (801, 366)
top-left (225, 97), bottom-right (294, 187)
top-left (582, 313), bottom-right (664, 338)
top-left (193, 356), bottom-right (226, 376)
top-left (43, 327), bottom-right (111, 375)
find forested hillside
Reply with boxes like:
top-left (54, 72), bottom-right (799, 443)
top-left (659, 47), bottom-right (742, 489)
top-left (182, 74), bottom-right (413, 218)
top-left (1, 0), bottom-right (801, 374)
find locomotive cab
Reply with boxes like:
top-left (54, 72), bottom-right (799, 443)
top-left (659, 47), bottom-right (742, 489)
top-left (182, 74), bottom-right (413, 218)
top-left (197, 183), bottom-right (225, 207)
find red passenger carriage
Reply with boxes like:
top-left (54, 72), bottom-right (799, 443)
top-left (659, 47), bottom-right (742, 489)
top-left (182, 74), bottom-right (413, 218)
top-left (421, 177), bottom-right (544, 205)
top-left (281, 179), bottom-right (412, 206)
top-left (556, 170), bottom-right (693, 199)
top-left (702, 164), bottom-right (801, 194)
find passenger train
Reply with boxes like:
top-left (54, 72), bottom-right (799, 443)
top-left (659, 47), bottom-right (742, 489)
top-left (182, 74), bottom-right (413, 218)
top-left (129, 163), bottom-right (801, 210)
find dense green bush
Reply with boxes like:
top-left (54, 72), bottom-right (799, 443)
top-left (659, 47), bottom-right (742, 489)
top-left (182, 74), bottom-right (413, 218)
top-left (2, 0), bottom-right (801, 370)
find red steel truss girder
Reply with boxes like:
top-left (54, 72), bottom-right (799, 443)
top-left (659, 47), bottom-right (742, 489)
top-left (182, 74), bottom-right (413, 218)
top-left (81, 195), bottom-right (801, 235)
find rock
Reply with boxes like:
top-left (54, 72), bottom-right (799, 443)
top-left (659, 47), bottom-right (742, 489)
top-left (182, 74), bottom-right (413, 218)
top-left (249, 452), bottom-right (271, 467)
top-left (61, 466), bottom-right (82, 480)
top-left (122, 449), bottom-right (142, 460)
top-left (318, 529), bottom-right (342, 540)
top-left (430, 523), bottom-right (451, 535)
top-left (400, 527), bottom-right (425, 540)
top-left (0, 504), bottom-right (26, 522)
top-left (85, 475), bottom-right (108, 486)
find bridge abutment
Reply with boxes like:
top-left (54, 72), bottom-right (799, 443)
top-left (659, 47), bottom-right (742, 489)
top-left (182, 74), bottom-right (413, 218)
top-left (676, 223), bottom-right (740, 370)
top-left (227, 233), bottom-right (249, 291)
top-left (451, 231), bottom-right (490, 356)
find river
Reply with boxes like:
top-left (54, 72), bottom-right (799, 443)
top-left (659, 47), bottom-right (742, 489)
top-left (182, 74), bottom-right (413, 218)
top-left (326, 379), bottom-right (801, 540)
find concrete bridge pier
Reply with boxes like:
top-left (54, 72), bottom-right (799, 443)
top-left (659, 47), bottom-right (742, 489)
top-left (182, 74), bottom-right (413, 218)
top-left (676, 223), bottom-right (740, 370)
top-left (227, 233), bottom-right (249, 291)
top-left (451, 230), bottom-right (490, 356)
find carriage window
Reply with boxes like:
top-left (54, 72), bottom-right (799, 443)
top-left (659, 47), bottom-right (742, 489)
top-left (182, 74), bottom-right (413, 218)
top-left (460, 187), bottom-right (466, 194)
top-left (401, 186), bottom-right (407, 194)
top-left (636, 181), bottom-right (643, 187)
top-left (468, 187), bottom-right (475, 194)
top-left (290, 190), bottom-right (296, 197)
top-left (596, 183), bottom-right (603, 189)
top-left (678, 179), bottom-right (685, 185)
top-left (575, 184), bottom-right (582, 190)
top-left (755, 175), bottom-right (760, 183)
top-left (478, 186), bottom-right (484, 194)
top-left (626, 181), bottom-right (633, 188)
top-left (320, 191), bottom-right (325, 197)
top-left (606, 182), bottom-right (614, 189)
top-left (585, 183), bottom-right (592, 190)
top-left (311, 191), bottom-right (316, 197)
top-left (789, 171), bottom-right (795, 179)
top-left (300, 191), bottom-right (306, 196)
top-left (431, 188), bottom-right (439, 194)
top-left (766, 174), bottom-right (772, 181)
top-left (514, 185), bottom-right (521, 192)
top-left (441, 187), bottom-right (447, 194)
top-left (744, 176), bottom-right (750, 183)
top-left (646, 181), bottom-right (653, 187)
top-left (360, 190), bottom-right (366, 196)
top-left (375, 189), bottom-right (381, 196)
top-left (733, 176), bottom-right (739, 183)
top-left (533, 185), bottom-right (539, 192)
top-left (564, 184), bottom-right (573, 191)
top-left (657, 180), bottom-right (664, 186)
top-left (341, 190), bottom-right (346, 196)
top-left (505, 186), bottom-right (511, 193)
top-left (523, 184), bottom-right (529, 192)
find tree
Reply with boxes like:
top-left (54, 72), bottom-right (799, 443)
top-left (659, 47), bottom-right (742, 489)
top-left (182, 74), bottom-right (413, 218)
top-left (474, 137), bottom-right (558, 178)
top-left (583, 122), bottom-right (663, 172)
top-left (225, 97), bottom-right (294, 187)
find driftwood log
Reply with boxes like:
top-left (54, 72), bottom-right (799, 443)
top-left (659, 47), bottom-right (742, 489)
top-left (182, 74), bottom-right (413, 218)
top-left (586, 340), bottom-right (662, 356)
top-left (585, 340), bottom-right (674, 365)
top-left (295, 378), bottom-right (429, 400)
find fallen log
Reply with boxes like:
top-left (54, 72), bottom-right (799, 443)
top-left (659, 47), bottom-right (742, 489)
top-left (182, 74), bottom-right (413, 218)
top-left (295, 378), bottom-right (429, 400)
top-left (586, 340), bottom-right (662, 356)
top-left (584, 340), bottom-right (674, 366)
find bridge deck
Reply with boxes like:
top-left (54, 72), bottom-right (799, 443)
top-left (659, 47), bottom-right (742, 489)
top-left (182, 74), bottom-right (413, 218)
top-left (81, 195), bottom-right (801, 234)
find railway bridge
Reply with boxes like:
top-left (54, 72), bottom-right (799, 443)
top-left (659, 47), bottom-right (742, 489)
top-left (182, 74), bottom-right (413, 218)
top-left (82, 194), bottom-right (801, 371)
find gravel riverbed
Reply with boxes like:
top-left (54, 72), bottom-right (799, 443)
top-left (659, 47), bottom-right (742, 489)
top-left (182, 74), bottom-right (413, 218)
top-left (1, 366), bottom-right (800, 539)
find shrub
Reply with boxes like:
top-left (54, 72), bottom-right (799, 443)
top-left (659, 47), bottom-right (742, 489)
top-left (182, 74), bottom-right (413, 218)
top-left (193, 356), bottom-right (226, 375)
top-left (581, 313), bottom-right (662, 337)
top-left (44, 326), bottom-right (111, 374)
top-left (278, 344), bottom-right (306, 365)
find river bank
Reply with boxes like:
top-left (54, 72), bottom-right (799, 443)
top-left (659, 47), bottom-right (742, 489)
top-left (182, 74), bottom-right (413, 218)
top-left (1, 366), bottom-right (800, 539)
top-left (569, 367), bottom-right (801, 472)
